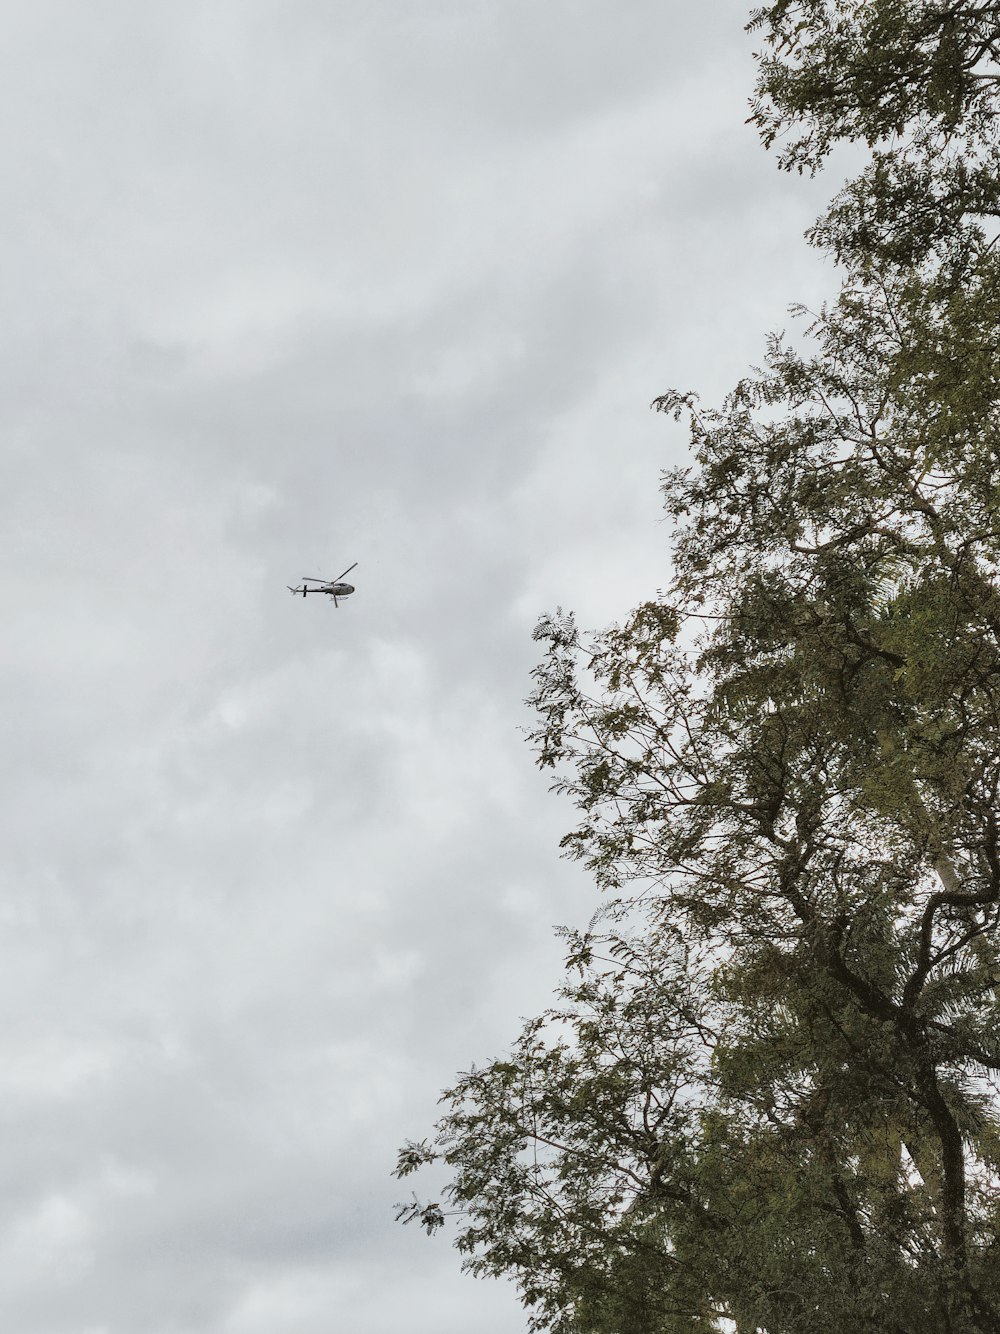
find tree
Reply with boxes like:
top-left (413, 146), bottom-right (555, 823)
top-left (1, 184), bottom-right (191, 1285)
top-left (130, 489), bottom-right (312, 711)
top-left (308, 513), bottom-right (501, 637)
top-left (397, 261), bottom-right (1000, 1332)
top-left (395, 6), bottom-right (1000, 1331)
top-left (749, 0), bottom-right (1000, 170)
top-left (749, 1), bottom-right (1000, 268)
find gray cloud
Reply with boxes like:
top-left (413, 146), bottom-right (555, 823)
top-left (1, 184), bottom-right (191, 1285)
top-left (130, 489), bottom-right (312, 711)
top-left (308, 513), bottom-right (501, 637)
top-left (0, 2), bottom-right (838, 1329)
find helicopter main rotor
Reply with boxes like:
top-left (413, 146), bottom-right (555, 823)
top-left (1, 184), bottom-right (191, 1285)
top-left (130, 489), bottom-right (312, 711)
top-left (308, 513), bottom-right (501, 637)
top-left (300, 562), bottom-right (358, 585)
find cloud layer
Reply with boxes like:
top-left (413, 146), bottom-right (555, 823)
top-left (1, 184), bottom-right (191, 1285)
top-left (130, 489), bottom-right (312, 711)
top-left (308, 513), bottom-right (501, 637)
top-left (1, 3), bottom-right (837, 1329)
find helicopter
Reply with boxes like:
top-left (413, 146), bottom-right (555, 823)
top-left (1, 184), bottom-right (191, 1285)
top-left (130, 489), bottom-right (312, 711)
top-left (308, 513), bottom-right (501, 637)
top-left (287, 562), bottom-right (358, 606)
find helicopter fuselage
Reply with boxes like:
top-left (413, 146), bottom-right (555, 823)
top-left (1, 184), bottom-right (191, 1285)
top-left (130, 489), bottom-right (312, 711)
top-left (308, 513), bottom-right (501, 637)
top-left (298, 582), bottom-right (354, 597)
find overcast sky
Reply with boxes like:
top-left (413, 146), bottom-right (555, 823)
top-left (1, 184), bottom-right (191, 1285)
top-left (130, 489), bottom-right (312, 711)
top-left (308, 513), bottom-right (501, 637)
top-left (1, 3), bottom-right (841, 1331)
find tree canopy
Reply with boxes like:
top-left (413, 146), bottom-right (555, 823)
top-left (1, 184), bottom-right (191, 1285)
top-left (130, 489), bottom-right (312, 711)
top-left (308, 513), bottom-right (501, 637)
top-left (395, 5), bottom-right (1000, 1331)
top-left (750, 1), bottom-right (1000, 267)
top-left (750, 0), bottom-right (1000, 166)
